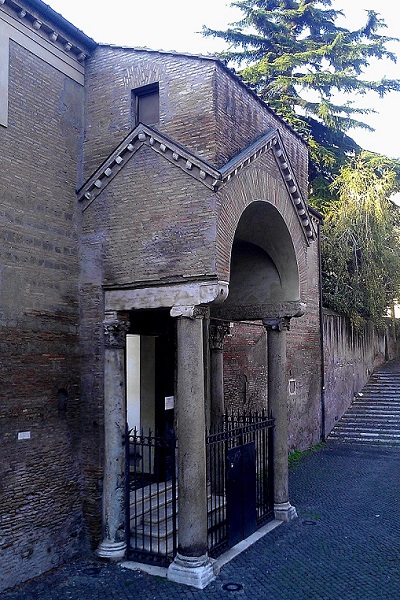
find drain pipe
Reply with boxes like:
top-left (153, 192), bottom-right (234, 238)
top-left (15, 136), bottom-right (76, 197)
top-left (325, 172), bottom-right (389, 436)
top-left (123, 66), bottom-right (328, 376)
top-left (310, 207), bottom-right (326, 441)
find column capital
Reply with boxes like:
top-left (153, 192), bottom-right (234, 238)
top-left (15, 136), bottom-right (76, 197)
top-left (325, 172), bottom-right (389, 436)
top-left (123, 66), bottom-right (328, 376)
top-left (170, 305), bottom-right (210, 319)
top-left (209, 320), bottom-right (231, 351)
top-left (262, 316), bottom-right (291, 332)
top-left (103, 313), bottom-right (130, 348)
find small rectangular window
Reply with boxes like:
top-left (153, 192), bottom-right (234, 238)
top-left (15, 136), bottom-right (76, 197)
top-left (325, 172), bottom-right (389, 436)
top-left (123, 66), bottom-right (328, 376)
top-left (132, 83), bottom-right (159, 126)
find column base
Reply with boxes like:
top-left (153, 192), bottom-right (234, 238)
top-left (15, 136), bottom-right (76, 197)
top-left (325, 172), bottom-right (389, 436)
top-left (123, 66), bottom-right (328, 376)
top-left (167, 553), bottom-right (217, 589)
top-left (96, 540), bottom-right (127, 560)
top-left (274, 501), bottom-right (298, 522)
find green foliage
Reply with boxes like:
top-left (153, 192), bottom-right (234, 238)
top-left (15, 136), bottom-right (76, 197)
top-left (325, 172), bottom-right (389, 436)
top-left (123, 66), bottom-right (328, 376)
top-left (321, 153), bottom-right (400, 326)
top-left (203, 1), bottom-right (400, 192)
top-left (204, 1), bottom-right (400, 325)
top-left (288, 442), bottom-right (325, 469)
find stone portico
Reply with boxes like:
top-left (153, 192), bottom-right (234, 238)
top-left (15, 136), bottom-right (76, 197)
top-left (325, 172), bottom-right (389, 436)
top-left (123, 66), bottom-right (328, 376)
top-left (77, 44), bottom-right (317, 590)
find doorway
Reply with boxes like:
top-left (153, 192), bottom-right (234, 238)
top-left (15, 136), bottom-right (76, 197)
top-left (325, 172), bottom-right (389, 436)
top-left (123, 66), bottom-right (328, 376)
top-left (126, 309), bottom-right (175, 440)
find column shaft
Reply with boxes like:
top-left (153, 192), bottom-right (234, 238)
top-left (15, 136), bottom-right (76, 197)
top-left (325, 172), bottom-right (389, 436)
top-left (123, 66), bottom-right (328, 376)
top-left (267, 326), bottom-right (288, 505)
top-left (97, 315), bottom-right (129, 559)
top-left (265, 317), bottom-right (297, 522)
top-left (167, 306), bottom-right (216, 589)
top-left (209, 321), bottom-right (230, 428)
top-left (176, 314), bottom-right (208, 556)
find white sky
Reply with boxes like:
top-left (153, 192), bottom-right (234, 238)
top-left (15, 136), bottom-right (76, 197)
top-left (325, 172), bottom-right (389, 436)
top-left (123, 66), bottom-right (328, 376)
top-left (47, 0), bottom-right (400, 159)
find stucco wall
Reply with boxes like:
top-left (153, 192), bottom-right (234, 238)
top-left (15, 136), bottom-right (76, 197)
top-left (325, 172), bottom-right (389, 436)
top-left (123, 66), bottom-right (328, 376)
top-left (323, 311), bottom-right (400, 436)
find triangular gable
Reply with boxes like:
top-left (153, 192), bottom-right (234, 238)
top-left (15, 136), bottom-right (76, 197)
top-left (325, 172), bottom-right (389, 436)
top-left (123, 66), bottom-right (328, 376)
top-left (77, 124), bottom-right (315, 242)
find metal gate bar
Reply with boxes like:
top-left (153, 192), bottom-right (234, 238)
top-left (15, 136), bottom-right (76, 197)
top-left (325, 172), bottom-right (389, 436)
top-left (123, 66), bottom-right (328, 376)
top-left (125, 427), bottom-right (177, 565)
top-left (206, 412), bottom-right (274, 557)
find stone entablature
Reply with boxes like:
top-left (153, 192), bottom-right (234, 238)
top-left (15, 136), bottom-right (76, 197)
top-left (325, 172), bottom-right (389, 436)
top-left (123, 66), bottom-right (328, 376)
top-left (0, 0), bottom-right (96, 127)
top-left (0, 0), bottom-right (95, 62)
top-left (78, 124), bottom-right (315, 242)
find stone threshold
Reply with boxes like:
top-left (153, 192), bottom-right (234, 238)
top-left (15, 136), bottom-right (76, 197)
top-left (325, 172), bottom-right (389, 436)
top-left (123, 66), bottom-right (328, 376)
top-left (120, 519), bottom-right (282, 583)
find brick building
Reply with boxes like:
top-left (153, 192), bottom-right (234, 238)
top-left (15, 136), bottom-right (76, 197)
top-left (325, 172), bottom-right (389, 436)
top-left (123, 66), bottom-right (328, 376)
top-left (0, 0), bottom-right (322, 591)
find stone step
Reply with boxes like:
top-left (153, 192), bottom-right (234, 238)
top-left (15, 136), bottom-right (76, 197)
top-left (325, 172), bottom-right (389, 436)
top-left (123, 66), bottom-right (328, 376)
top-left (331, 427), bottom-right (400, 437)
top-left (328, 361), bottom-right (400, 447)
top-left (344, 409), bottom-right (400, 416)
top-left (329, 429), bottom-right (400, 438)
top-left (131, 532), bottom-right (174, 556)
top-left (337, 415), bottom-right (400, 431)
top-left (328, 435), bottom-right (400, 446)
top-left (353, 395), bottom-right (400, 400)
top-left (346, 410), bottom-right (400, 416)
top-left (352, 394), bottom-right (400, 408)
top-left (130, 494), bottom-right (226, 556)
top-left (130, 484), bottom-right (177, 517)
top-left (134, 515), bottom-right (176, 541)
top-left (131, 494), bottom-right (226, 528)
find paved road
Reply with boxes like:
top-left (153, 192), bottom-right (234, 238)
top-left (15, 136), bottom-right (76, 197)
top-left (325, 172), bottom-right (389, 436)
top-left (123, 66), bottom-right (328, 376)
top-left (4, 442), bottom-right (400, 599)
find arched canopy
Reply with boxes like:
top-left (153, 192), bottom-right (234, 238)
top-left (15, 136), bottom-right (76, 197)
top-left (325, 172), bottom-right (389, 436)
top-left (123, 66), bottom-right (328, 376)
top-left (212, 201), bottom-right (301, 321)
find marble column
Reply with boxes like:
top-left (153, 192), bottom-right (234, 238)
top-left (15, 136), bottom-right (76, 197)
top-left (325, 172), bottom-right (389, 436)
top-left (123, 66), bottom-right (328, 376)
top-left (209, 320), bottom-right (230, 428)
top-left (263, 317), bottom-right (297, 522)
top-left (167, 306), bottom-right (216, 589)
top-left (97, 312), bottom-right (130, 560)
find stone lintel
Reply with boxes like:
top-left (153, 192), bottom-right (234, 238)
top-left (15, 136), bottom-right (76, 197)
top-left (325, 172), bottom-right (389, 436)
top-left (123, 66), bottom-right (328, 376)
top-left (105, 281), bottom-right (229, 312)
top-left (170, 305), bottom-right (209, 319)
top-left (212, 300), bottom-right (306, 322)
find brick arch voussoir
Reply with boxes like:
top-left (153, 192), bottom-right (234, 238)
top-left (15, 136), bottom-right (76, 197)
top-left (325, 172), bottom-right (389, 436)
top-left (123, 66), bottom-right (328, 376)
top-left (216, 168), bottom-right (308, 290)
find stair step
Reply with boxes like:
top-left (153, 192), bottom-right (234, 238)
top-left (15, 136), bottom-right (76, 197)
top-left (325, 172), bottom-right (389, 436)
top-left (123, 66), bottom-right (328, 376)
top-left (131, 533), bottom-right (175, 556)
top-left (130, 483), bottom-right (177, 515)
top-left (328, 436), bottom-right (400, 446)
top-left (329, 429), bottom-right (400, 437)
top-left (329, 361), bottom-right (400, 447)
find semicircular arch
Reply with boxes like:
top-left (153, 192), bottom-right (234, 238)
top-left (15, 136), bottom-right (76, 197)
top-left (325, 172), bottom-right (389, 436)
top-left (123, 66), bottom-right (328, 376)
top-left (214, 170), bottom-right (308, 321)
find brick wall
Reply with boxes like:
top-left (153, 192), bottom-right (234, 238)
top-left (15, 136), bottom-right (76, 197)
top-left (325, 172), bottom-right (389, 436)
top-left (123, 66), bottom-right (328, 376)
top-left (83, 46), bottom-right (308, 197)
top-left (223, 236), bottom-right (322, 453)
top-left (81, 148), bottom-right (217, 286)
top-left (0, 40), bottom-right (85, 591)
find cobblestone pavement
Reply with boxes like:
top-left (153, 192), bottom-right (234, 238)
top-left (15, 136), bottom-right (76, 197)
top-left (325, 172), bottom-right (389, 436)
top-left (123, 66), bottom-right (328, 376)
top-left (4, 442), bottom-right (400, 599)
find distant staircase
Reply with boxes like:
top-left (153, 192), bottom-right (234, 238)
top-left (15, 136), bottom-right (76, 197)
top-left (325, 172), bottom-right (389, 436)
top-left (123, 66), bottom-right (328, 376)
top-left (328, 359), bottom-right (400, 446)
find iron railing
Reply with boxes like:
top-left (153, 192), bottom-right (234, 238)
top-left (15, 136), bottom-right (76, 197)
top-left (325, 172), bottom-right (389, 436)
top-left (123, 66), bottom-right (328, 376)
top-left (125, 412), bottom-right (274, 564)
top-left (125, 427), bottom-right (177, 565)
top-left (206, 412), bottom-right (275, 557)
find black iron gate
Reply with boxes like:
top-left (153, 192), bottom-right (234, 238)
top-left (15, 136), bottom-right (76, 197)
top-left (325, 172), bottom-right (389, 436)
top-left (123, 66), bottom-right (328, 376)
top-left (206, 412), bottom-right (274, 557)
top-left (125, 426), bottom-right (177, 565)
top-left (124, 412), bottom-right (274, 564)
top-left (226, 441), bottom-right (257, 546)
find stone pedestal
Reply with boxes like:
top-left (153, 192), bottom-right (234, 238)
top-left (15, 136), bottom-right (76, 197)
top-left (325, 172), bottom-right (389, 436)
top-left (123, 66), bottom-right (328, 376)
top-left (274, 501), bottom-right (298, 522)
top-left (264, 317), bottom-right (297, 522)
top-left (167, 553), bottom-right (217, 589)
top-left (97, 313), bottom-right (129, 560)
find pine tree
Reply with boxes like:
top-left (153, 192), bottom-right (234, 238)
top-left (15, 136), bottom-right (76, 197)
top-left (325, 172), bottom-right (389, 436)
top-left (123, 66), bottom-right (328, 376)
top-left (203, 0), bottom-right (400, 204)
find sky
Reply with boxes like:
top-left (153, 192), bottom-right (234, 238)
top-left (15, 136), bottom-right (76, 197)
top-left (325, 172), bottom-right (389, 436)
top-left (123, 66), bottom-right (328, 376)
top-left (46, 0), bottom-right (400, 159)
